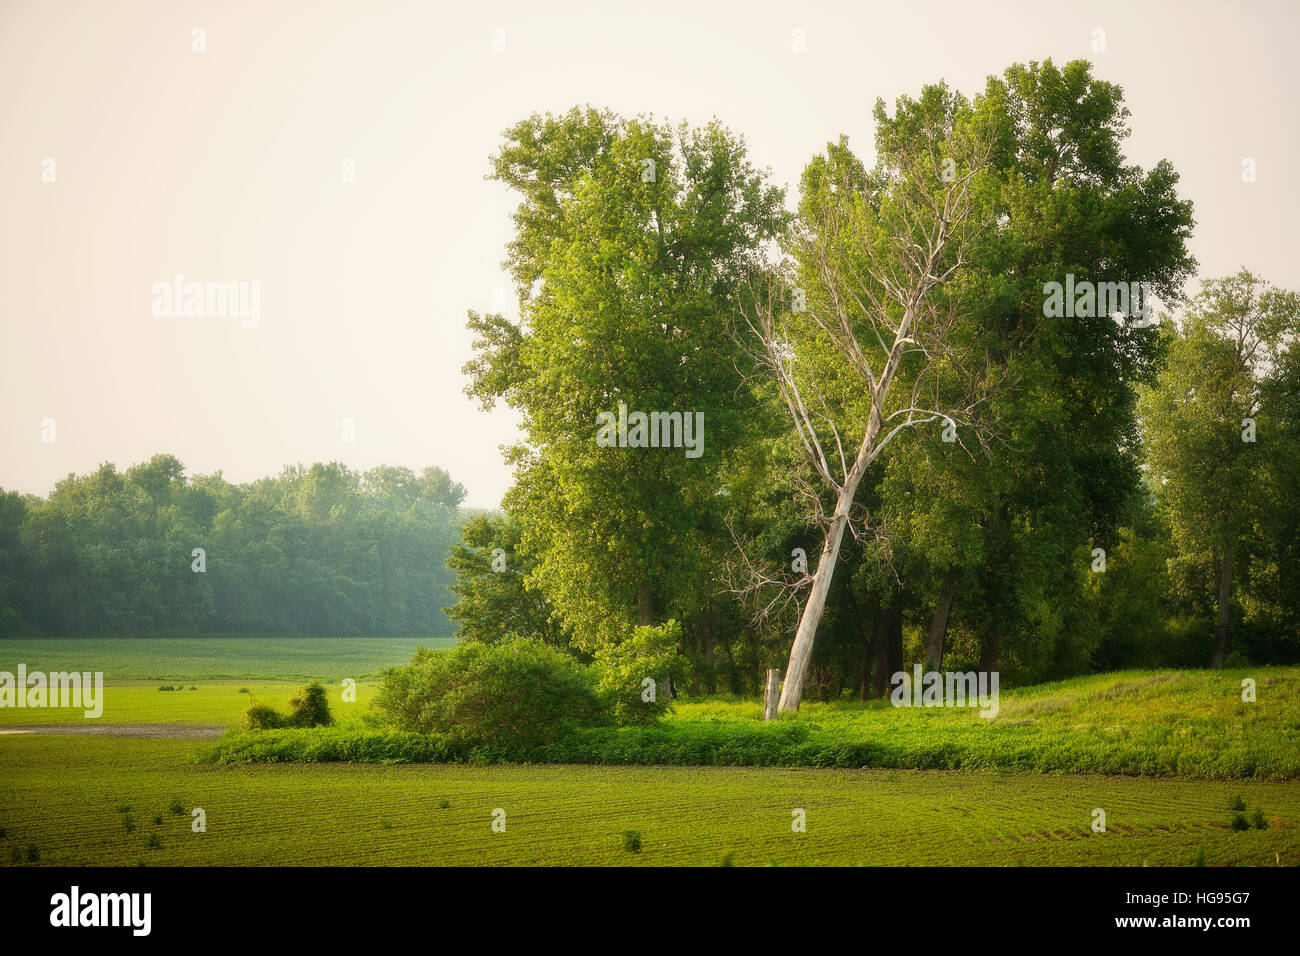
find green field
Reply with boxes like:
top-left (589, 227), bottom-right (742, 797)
top-left (1, 735), bottom-right (1296, 867)
top-left (0, 637), bottom-right (447, 680)
top-left (2, 639), bottom-right (1298, 866)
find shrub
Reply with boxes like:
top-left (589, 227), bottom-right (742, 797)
top-left (25, 843), bottom-right (39, 863)
top-left (244, 682), bottom-right (333, 730)
top-left (1230, 813), bottom-right (1249, 831)
top-left (621, 830), bottom-right (642, 853)
top-left (287, 682), bottom-right (333, 728)
top-left (168, 798), bottom-right (185, 816)
top-left (593, 620), bottom-right (692, 724)
top-left (373, 638), bottom-right (608, 749)
top-left (1250, 807), bottom-right (1266, 830)
top-left (244, 704), bottom-right (286, 730)
top-left (1229, 795), bottom-right (1246, 812)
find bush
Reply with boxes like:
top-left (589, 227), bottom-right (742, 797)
top-left (621, 830), bottom-right (642, 853)
top-left (244, 704), bottom-right (286, 730)
top-left (244, 682), bottom-right (333, 730)
top-left (373, 638), bottom-right (608, 749)
top-left (287, 682), bottom-right (333, 728)
top-left (593, 621), bottom-right (691, 724)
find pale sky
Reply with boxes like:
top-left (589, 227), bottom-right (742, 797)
top-left (2, 0), bottom-right (1297, 508)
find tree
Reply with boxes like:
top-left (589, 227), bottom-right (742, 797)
top-left (465, 107), bottom-right (785, 656)
top-left (1139, 271), bottom-right (1300, 666)
top-left (738, 86), bottom-right (994, 713)
top-left (444, 512), bottom-right (565, 647)
top-left (737, 60), bottom-right (1197, 707)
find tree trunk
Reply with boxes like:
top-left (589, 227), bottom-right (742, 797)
top-left (871, 617), bottom-right (890, 699)
top-left (925, 575), bottom-right (957, 670)
top-left (859, 618), bottom-right (874, 701)
top-left (871, 605), bottom-right (903, 699)
top-left (637, 580), bottom-right (653, 626)
top-left (777, 506), bottom-right (853, 712)
top-left (762, 669), bottom-right (782, 721)
top-left (1211, 550), bottom-right (1233, 668)
top-left (885, 606), bottom-right (903, 684)
top-left (978, 628), bottom-right (999, 674)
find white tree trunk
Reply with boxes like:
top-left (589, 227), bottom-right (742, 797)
top-left (777, 485), bottom-right (857, 712)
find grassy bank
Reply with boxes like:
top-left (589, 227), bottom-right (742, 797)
top-left (200, 668), bottom-right (1300, 780)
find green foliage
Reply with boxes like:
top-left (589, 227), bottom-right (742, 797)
top-left (287, 682), bottom-right (333, 728)
top-left (593, 620), bottom-right (692, 724)
top-left (372, 640), bottom-right (609, 749)
top-left (1139, 271), bottom-right (1300, 665)
top-left (466, 106), bottom-right (787, 662)
top-left (244, 703), bottom-right (286, 730)
top-left (444, 512), bottom-right (563, 646)
top-left (621, 830), bottom-right (642, 853)
top-left (0, 457), bottom-right (466, 637)
top-left (244, 681), bottom-right (333, 729)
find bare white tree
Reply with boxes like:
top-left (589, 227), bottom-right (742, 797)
top-left (736, 137), bottom-right (991, 715)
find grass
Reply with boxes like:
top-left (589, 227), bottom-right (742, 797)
top-left (0, 636), bottom-right (449, 681)
top-left (2, 639), bottom-right (1296, 866)
top-left (1, 735), bottom-right (1296, 867)
top-left (0, 680), bottom-right (382, 727)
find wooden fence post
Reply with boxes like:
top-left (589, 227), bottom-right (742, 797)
top-left (763, 668), bottom-right (782, 722)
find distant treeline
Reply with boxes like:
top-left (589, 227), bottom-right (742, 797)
top-left (0, 456), bottom-right (468, 637)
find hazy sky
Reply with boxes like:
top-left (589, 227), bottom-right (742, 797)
top-left (3, 0), bottom-right (1297, 508)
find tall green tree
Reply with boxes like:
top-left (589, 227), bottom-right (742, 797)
top-left (466, 107), bottom-right (785, 654)
top-left (1139, 271), bottom-right (1300, 666)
